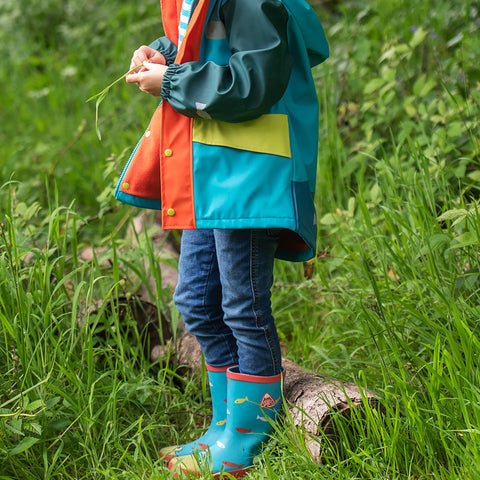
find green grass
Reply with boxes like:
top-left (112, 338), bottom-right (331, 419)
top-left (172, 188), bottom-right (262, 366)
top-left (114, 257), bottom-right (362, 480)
top-left (1, 0), bottom-right (480, 478)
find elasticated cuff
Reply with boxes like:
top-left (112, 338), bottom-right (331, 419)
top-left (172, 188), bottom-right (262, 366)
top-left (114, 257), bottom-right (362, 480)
top-left (160, 63), bottom-right (181, 100)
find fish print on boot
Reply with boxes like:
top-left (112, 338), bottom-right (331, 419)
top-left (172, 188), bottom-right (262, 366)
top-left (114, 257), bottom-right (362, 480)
top-left (168, 366), bottom-right (284, 478)
top-left (159, 364), bottom-right (234, 461)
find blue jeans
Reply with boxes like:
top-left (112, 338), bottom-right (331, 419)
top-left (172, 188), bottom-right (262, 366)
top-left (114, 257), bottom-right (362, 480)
top-left (173, 229), bottom-right (282, 376)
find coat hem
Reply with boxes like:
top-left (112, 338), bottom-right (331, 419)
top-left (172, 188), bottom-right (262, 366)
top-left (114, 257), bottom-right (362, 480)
top-left (114, 191), bottom-right (162, 210)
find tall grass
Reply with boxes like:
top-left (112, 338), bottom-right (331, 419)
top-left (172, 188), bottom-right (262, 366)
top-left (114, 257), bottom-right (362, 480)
top-left (1, 0), bottom-right (480, 478)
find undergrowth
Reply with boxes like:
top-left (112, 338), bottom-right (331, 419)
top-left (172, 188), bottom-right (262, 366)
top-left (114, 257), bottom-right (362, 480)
top-left (1, 0), bottom-right (479, 478)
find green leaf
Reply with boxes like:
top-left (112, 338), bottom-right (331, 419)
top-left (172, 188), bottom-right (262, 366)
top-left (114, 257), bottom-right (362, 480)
top-left (379, 46), bottom-right (397, 63)
top-left (8, 436), bottom-right (39, 456)
top-left (320, 213), bottom-right (339, 225)
top-left (353, 37), bottom-right (371, 63)
top-left (25, 399), bottom-right (45, 412)
top-left (25, 422), bottom-right (42, 435)
top-left (455, 269), bottom-right (480, 291)
top-left (419, 233), bottom-right (452, 256)
top-left (94, 90), bottom-right (108, 141)
top-left (364, 77), bottom-right (386, 95)
top-left (446, 32), bottom-right (463, 48)
top-left (447, 121), bottom-right (463, 139)
top-left (409, 27), bottom-right (428, 49)
top-left (449, 231), bottom-right (479, 249)
top-left (467, 170), bottom-right (480, 182)
top-left (370, 183), bottom-right (382, 204)
top-left (5, 419), bottom-right (23, 436)
top-left (437, 209), bottom-right (468, 222)
top-left (413, 74), bottom-right (436, 96)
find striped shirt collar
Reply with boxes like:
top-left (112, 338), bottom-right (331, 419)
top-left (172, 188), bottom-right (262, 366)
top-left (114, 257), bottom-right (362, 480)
top-left (178, 0), bottom-right (194, 46)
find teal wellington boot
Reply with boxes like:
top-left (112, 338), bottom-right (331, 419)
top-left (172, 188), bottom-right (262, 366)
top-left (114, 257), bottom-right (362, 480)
top-left (168, 366), bottom-right (285, 478)
top-left (159, 364), bottom-right (234, 462)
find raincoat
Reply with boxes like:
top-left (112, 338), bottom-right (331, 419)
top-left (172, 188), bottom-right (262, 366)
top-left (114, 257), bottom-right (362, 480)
top-left (115, 0), bottom-right (329, 261)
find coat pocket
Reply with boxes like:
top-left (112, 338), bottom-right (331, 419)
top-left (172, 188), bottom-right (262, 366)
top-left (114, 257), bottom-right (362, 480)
top-left (192, 114), bottom-right (291, 158)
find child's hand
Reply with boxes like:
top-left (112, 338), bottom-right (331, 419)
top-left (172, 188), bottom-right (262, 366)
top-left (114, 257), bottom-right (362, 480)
top-left (126, 61), bottom-right (169, 97)
top-left (128, 45), bottom-right (166, 72)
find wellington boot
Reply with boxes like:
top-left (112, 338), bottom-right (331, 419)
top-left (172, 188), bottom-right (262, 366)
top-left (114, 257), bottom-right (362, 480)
top-left (159, 364), bottom-right (234, 462)
top-left (168, 366), bottom-right (284, 478)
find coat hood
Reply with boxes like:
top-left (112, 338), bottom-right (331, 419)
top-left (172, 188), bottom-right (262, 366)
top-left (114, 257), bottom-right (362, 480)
top-left (281, 0), bottom-right (329, 67)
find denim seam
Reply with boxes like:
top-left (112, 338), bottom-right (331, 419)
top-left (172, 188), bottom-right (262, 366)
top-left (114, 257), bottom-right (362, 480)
top-left (250, 230), bottom-right (281, 376)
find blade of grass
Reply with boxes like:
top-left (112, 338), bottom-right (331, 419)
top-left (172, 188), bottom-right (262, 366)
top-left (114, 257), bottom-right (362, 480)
top-left (87, 63), bottom-right (145, 140)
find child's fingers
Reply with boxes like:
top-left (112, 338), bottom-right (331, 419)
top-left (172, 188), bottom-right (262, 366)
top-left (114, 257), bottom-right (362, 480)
top-left (142, 61), bottom-right (166, 73)
top-left (149, 52), bottom-right (167, 65)
top-left (125, 72), bottom-right (140, 84)
top-left (130, 55), bottom-right (146, 70)
top-left (129, 46), bottom-right (150, 70)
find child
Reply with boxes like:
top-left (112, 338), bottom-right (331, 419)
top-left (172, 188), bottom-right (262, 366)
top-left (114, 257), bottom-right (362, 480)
top-left (117, 0), bottom-right (328, 476)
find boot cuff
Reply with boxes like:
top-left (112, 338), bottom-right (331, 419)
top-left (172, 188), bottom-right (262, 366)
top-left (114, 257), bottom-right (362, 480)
top-left (206, 363), bottom-right (239, 373)
top-left (227, 366), bottom-right (285, 383)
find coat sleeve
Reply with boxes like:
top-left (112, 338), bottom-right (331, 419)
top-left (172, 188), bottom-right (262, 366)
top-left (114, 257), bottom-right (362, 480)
top-left (148, 36), bottom-right (178, 66)
top-left (160, 0), bottom-right (293, 123)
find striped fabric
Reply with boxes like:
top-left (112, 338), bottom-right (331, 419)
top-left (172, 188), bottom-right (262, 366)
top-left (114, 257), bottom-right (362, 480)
top-left (178, 0), bottom-right (194, 46)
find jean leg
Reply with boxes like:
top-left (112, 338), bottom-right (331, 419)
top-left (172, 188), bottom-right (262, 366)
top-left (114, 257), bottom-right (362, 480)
top-left (173, 229), bottom-right (239, 367)
top-left (214, 229), bottom-right (282, 376)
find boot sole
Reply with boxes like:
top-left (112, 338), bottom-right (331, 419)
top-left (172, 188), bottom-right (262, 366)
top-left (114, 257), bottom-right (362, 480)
top-left (169, 463), bottom-right (252, 478)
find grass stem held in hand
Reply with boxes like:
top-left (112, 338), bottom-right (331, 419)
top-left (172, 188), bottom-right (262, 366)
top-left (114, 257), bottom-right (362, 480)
top-left (87, 63), bottom-right (144, 140)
